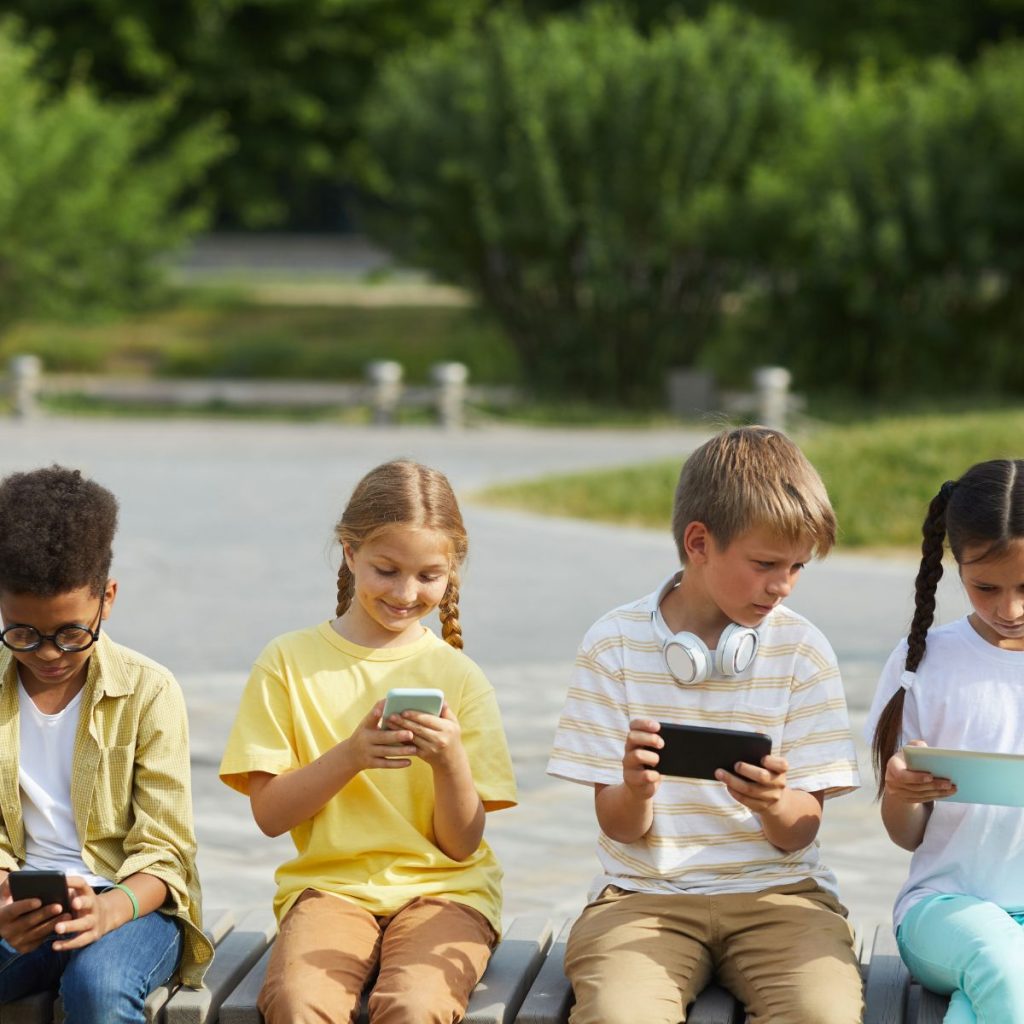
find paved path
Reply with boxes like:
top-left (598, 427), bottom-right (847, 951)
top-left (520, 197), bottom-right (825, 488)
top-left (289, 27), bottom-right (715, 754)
top-left (0, 416), bottom-right (972, 933)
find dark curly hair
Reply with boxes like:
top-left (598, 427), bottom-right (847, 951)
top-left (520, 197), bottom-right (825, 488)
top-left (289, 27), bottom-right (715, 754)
top-left (0, 465), bottom-right (119, 596)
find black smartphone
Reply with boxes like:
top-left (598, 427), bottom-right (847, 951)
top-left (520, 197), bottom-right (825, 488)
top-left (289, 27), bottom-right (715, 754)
top-left (7, 870), bottom-right (71, 914)
top-left (649, 723), bottom-right (772, 781)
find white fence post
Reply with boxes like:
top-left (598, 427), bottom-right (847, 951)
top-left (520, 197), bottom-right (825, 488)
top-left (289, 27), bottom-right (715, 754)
top-left (365, 360), bottom-right (403, 425)
top-left (431, 362), bottom-right (468, 429)
top-left (753, 365), bottom-right (792, 432)
top-left (9, 354), bottom-right (43, 419)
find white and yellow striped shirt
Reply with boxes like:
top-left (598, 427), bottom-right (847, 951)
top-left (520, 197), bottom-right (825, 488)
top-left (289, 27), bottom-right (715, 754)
top-left (547, 587), bottom-right (859, 899)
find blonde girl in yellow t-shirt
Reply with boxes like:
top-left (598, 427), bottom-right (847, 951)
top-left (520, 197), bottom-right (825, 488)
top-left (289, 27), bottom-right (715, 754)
top-left (219, 459), bottom-right (517, 1024)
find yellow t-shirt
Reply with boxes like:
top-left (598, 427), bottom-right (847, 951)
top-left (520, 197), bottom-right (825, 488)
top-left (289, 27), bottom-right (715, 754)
top-left (219, 622), bottom-right (517, 932)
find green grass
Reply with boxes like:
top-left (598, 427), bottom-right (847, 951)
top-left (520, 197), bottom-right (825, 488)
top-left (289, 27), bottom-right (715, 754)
top-left (2, 291), bottom-right (519, 385)
top-left (473, 409), bottom-right (1024, 549)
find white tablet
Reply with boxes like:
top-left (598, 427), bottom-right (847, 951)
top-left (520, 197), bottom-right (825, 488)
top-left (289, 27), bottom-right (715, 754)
top-left (903, 746), bottom-right (1024, 807)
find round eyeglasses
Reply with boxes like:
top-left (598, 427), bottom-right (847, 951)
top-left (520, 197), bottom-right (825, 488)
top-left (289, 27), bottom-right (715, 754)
top-left (0, 596), bottom-right (104, 653)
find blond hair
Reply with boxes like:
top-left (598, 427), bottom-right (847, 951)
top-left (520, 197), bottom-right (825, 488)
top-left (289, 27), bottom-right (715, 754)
top-left (334, 460), bottom-right (468, 649)
top-left (671, 426), bottom-right (835, 562)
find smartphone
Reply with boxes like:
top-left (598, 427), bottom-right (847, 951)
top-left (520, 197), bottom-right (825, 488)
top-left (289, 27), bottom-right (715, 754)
top-left (7, 870), bottom-right (72, 914)
top-left (379, 688), bottom-right (445, 729)
top-left (648, 723), bottom-right (772, 781)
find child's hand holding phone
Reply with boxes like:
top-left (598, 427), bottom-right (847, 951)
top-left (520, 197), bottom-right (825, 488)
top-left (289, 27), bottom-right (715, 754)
top-left (622, 718), bottom-right (665, 799)
top-left (348, 701), bottom-right (420, 770)
top-left (715, 754), bottom-right (790, 813)
top-left (0, 870), bottom-right (72, 953)
top-left (378, 688), bottom-right (464, 771)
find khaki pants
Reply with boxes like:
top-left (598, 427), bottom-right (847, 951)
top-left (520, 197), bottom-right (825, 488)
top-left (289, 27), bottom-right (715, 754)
top-left (564, 878), bottom-right (863, 1024)
top-left (258, 889), bottom-right (497, 1024)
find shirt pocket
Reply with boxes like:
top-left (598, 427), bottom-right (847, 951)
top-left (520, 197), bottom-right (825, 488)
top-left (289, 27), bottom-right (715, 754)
top-left (719, 698), bottom-right (786, 754)
top-left (89, 743), bottom-right (135, 837)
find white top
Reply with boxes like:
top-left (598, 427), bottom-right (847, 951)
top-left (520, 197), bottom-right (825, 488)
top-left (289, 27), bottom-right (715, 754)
top-left (865, 616), bottom-right (1024, 927)
top-left (18, 684), bottom-right (107, 887)
top-left (548, 584), bottom-right (860, 899)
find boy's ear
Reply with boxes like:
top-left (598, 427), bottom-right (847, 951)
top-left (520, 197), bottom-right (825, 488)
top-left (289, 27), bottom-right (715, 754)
top-left (682, 522), bottom-right (712, 564)
top-left (101, 579), bottom-right (118, 619)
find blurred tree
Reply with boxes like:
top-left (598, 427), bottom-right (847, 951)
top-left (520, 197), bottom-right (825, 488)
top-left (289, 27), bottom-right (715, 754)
top-left (0, 22), bottom-right (227, 335)
top-left (520, 0), bottom-right (1024, 69)
top-left (358, 6), bottom-right (813, 404)
top-left (717, 43), bottom-right (1024, 398)
top-left (0, 0), bottom-right (485, 226)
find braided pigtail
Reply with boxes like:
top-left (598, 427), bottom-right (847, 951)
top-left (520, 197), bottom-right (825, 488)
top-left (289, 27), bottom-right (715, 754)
top-left (336, 559), bottom-right (355, 618)
top-left (438, 572), bottom-right (464, 650)
top-left (871, 481), bottom-right (952, 795)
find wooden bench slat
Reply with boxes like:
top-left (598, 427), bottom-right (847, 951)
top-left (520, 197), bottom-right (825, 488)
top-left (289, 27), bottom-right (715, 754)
top-left (464, 916), bottom-right (553, 1024)
top-left (514, 919), bottom-right (573, 1024)
top-left (142, 907), bottom-right (237, 1024)
top-left (217, 944), bottom-right (272, 1024)
top-left (163, 906), bottom-right (277, 1024)
top-left (913, 985), bottom-right (949, 1024)
top-left (863, 923), bottom-right (909, 1024)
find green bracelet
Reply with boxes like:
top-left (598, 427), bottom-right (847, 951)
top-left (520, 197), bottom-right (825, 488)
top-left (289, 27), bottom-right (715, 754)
top-left (113, 882), bottom-right (139, 920)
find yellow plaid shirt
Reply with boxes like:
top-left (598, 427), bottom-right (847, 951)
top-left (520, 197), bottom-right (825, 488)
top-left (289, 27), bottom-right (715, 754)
top-left (0, 635), bottom-right (212, 986)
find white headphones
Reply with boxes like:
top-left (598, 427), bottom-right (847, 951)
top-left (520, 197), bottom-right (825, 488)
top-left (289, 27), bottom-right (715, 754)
top-left (651, 572), bottom-right (759, 685)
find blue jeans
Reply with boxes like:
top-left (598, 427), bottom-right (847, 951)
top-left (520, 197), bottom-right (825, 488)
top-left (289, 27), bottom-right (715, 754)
top-left (897, 893), bottom-right (1024, 1024)
top-left (0, 908), bottom-right (182, 1024)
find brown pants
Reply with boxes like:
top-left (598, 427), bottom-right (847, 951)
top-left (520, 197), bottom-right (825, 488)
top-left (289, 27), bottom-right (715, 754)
top-left (564, 879), bottom-right (863, 1024)
top-left (258, 889), bottom-right (498, 1024)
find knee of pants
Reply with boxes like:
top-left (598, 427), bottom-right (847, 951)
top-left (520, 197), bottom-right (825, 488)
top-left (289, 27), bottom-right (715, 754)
top-left (259, 978), bottom-right (362, 1024)
top-left (569, 987), bottom-right (679, 1024)
top-left (367, 985), bottom-right (466, 1024)
top-left (753, 982), bottom-right (863, 1024)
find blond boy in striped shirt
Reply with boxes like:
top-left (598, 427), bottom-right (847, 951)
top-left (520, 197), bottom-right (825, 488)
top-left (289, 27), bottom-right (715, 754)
top-left (548, 426), bottom-right (862, 1024)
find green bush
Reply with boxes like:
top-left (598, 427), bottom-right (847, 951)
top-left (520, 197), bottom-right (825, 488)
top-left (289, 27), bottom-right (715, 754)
top-left (358, 6), bottom-right (814, 404)
top-left (0, 22), bottom-right (227, 336)
top-left (716, 43), bottom-right (1024, 398)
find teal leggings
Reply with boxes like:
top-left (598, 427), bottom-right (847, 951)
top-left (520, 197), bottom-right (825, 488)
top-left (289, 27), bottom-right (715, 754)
top-left (898, 893), bottom-right (1024, 1024)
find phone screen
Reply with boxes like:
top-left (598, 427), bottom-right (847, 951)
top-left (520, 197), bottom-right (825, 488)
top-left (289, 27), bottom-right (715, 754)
top-left (379, 688), bottom-right (444, 729)
top-left (651, 723), bottom-right (772, 780)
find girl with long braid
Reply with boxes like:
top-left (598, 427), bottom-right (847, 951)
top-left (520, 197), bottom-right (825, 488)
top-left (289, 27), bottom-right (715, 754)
top-left (219, 460), bottom-right (516, 1024)
top-left (868, 459), bottom-right (1024, 1023)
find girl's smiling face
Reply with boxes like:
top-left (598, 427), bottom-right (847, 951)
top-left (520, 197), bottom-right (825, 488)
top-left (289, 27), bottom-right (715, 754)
top-left (960, 538), bottom-right (1024, 650)
top-left (340, 527), bottom-right (453, 648)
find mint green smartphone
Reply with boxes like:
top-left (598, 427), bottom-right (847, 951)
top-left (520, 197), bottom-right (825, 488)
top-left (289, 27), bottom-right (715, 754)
top-left (379, 688), bottom-right (444, 729)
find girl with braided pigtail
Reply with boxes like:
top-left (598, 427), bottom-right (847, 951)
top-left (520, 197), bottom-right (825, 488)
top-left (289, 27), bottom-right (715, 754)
top-left (866, 459), bottom-right (1024, 1024)
top-left (220, 460), bottom-right (516, 1024)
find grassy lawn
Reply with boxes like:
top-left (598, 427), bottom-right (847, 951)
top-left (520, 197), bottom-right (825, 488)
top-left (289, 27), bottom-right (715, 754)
top-left (1, 287), bottom-right (519, 385)
top-left (473, 409), bottom-right (1024, 549)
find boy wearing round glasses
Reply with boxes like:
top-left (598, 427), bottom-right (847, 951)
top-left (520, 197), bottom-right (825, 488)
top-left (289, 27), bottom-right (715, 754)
top-left (0, 466), bottom-right (211, 1023)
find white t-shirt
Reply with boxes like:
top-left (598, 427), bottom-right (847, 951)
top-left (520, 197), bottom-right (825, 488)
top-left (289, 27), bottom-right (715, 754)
top-left (548, 584), bottom-right (860, 899)
top-left (18, 684), bottom-right (107, 887)
top-left (865, 616), bottom-right (1024, 927)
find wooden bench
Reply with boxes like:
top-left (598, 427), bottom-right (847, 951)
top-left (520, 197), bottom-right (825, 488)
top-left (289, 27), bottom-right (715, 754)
top-left (0, 907), bottom-right (275, 1024)
top-left (862, 924), bottom-right (949, 1024)
top-left (10, 911), bottom-right (957, 1024)
top-left (515, 917), bottom-right (876, 1024)
top-left (219, 915), bottom-right (554, 1024)
top-left (0, 911), bottom-right (551, 1024)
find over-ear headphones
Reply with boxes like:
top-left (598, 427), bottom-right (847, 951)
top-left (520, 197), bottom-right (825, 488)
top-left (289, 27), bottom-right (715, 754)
top-left (651, 572), bottom-right (759, 685)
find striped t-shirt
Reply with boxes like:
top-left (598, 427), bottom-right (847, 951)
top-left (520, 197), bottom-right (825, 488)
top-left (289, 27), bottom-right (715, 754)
top-left (547, 586), bottom-right (859, 899)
